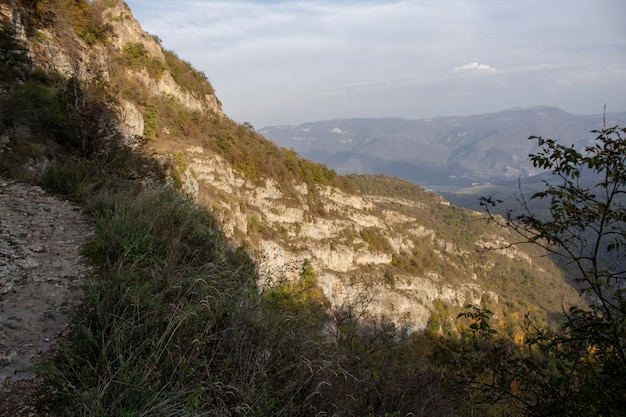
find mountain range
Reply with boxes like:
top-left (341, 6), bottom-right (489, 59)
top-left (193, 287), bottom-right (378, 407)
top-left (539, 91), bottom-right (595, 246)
top-left (260, 108), bottom-right (626, 192)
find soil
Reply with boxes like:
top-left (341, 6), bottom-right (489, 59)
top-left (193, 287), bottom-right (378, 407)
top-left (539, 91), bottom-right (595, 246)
top-left (0, 180), bottom-right (94, 415)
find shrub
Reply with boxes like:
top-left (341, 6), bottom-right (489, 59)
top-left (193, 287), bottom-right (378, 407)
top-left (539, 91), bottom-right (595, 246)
top-left (142, 102), bottom-right (158, 138)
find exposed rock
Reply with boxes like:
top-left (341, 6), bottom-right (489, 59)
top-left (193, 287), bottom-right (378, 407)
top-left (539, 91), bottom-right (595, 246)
top-left (118, 98), bottom-right (145, 140)
top-left (478, 234), bottom-right (533, 264)
top-left (103, 1), bottom-right (224, 119)
top-left (173, 146), bottom-right (488, 330)
top-left (103, 1), bottom-right (166, 62)
top-left (0, 3), bottom-right (29, 57)
top-left (2, 1), bottom-right (224, 146)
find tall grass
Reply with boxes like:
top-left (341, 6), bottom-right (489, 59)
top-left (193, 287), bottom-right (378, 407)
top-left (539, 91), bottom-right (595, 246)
top-left (39, 185), bottom-right (457, 416)
top-left (42, 188), bottom-right (259, 415)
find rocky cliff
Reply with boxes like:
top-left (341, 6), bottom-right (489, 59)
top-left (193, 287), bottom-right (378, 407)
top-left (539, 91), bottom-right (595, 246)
top-left (1, 0), bottom-right (580, 331)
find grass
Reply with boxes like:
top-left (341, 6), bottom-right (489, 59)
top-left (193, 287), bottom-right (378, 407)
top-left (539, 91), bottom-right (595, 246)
top-left (41, 184), bottom-right (454, 416)
top-left (41, 187), bottom-right (262, 415)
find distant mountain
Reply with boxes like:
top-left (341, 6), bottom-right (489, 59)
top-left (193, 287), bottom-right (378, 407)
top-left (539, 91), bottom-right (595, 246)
top-left (260, 107), bottom-right (626, 191)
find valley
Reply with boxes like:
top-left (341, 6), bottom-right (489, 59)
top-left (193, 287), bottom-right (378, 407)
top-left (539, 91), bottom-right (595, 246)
top-left (260, 109), bottom-right (626, 193)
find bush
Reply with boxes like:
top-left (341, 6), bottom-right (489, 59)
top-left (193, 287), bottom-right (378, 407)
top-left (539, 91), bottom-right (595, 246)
top-left (142, 102), bottom-right (158, 139)
top-left (0, 21), bottom-right (32, 85)
top-left (28, 0), bottom-right (111, 45)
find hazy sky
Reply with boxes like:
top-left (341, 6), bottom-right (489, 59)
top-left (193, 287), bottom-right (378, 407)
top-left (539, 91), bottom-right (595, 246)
top-left (124, 0), bottom-right (626, 127)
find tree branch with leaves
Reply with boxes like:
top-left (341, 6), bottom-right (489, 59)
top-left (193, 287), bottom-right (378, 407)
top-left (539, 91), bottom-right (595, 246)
top-left (476, 124), bottom-right (626, 416)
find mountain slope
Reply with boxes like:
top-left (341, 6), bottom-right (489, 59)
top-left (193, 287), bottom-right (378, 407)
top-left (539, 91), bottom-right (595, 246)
top-left (0, 0), bottom-right (580, 333)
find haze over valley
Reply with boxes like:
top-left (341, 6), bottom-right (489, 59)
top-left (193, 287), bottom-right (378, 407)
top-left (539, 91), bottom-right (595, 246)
top-left (125, 0), bottom-right (626, 128)
top-left (261, 106), bottom-right (626, 193)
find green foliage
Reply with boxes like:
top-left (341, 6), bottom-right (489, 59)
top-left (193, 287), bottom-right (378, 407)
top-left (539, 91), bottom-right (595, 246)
top-left (163, 49), bottom-right (214, 96)
top-left (122, 41), bottom-right (147, 68)
top-left (457, 304), bottom-right (498, 339)
top-left (0, 64), bottom-right (135, 183)
top-left (433, 321), bottom-right (530, 416)
top-left (383, 269), bottom-right (396, 287)
top-left (0, 21), bottom-right (32, 85)
top-left (360, 227), bottom-right (392, 252)
top-left (39, 160), bottom-right (93, 201)
top-left (345, 173), bottom-right (433, 201)
top-left (168, 149), bottom-right (187, 189)
top-left (246, 213), bottom-right (261, 233)
top-left (0, 78), bottom-right (63, 137)
top-left (123, 41), bottom-right (164, 78)
top-left (118, 46), bottom-right (214, 95)
top-left (27, 0), bottom-right (112, 45)
top-left (427, 300), bottom-right (462, 337)
top-left (264, 259), bottom-right (328, 319)
top-left (142, 102), bottom-right (158, 139)
top-left (298, 157), bottom-right (338, 184)
top-left (199, 117), bottom-right (345, 190)
top-left (444, 125), bottom-right (626, 416)
top-left (43, 189), bottom-right (260, 415)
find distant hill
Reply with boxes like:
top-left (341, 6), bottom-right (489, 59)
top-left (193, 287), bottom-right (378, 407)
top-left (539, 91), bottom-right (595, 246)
top-left (260, 107), bottom-right (626, 191)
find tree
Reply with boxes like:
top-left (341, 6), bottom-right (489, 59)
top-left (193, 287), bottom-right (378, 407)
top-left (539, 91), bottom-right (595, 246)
top-left (479, 124), bottom-right (626, 415)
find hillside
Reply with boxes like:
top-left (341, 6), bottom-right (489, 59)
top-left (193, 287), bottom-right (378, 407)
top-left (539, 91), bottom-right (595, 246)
top-left (260, 109), bottom-right (626, 190)
top-left (0, 0), bottom-right (580, 339)
top-left (0, 0), bottom-right (581, 330)
top-left (0, 1), bottom-right (606, 415)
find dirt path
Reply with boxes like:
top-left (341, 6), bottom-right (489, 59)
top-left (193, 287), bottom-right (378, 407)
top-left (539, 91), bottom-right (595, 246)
top-left (0, 180), bottom-right (94, 414)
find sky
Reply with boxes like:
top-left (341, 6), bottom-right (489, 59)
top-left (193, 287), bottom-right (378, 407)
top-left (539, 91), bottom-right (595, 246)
top-left (124, 0), bottom-right (626, 128)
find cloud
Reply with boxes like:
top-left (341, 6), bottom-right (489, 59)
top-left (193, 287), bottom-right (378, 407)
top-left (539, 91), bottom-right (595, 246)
top-left (324, 74), bottom-right (453, 96)
top-left (452, 62), bottom-right (497, 72)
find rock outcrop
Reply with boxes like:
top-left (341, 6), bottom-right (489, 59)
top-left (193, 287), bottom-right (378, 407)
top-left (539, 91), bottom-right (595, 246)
top-left (170, 146), bottom-right (530, 330)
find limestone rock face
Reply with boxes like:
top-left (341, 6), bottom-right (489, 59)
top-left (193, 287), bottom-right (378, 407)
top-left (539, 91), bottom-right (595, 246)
top-left (171, 146), bottom-right (500, 330)
top-left (118, 98), bottom-right (144, 140)
top-left (103, 2), bottom-right (224, 138)
top-left (103, 1), bottom-right (165, 62)
top-left (0, 3), bottom-right (109, 80)
top-left (2, 0), bottom-right (224, 144)
top-left (0, 3), bottom-right (28, 53)
top-left (166, 137), bottom-right (578, 331)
